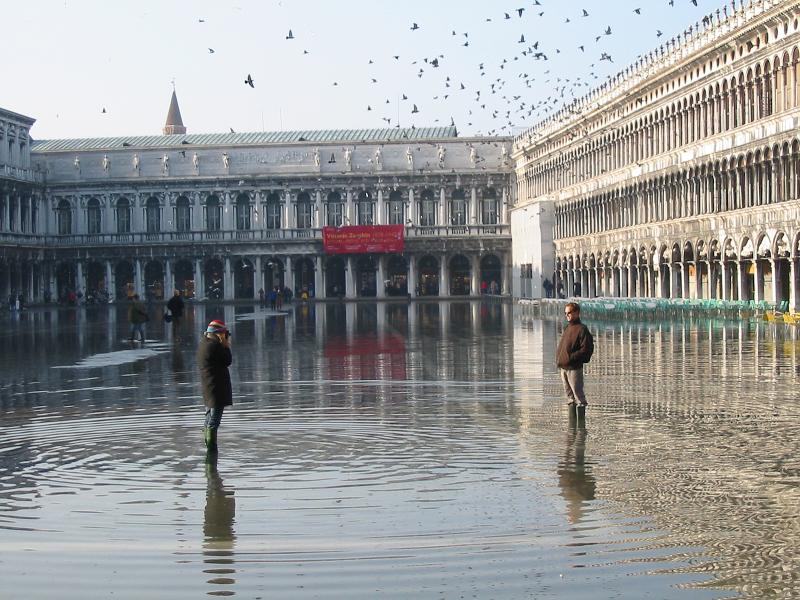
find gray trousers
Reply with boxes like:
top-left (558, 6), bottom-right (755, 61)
top-left (559, 367), bottom-right (587, 405)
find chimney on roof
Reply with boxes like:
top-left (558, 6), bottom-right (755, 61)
top-left (163, 89), bottom-right (186, 136)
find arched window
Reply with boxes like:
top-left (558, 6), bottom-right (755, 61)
top-left (388, 190), bottom-right (404, 225)
top-left (296, 192), bottom-right (312, 228)
top-left (266, 192), bottom-right (282, 229)
top-left (450, 189), bottom-right (467, 225)
top-left (236, 193), bottom-right (251, 230)
top-left (87, 198), bottom-right (101, 234)
top-left (206, 195), bottom-right (221, 230)
top-left (116, 198), bottom-right (131, 233)
top-left (57, 199), bottom-right (72, 235)
top-left (326, 191), bottom-right (343, 227)
top-left (357, 191), bottom-right (373, 225)
top-left (145, 197), bottom-right (160, 233)
top-left (420, 189), bottom-right (437, 226)
top-left (176, 196), bottom-right (191, 232)
top-left (482, 189), bottom-right (498, 225)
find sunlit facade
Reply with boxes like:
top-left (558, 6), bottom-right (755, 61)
top-left (0, 95), bottom-right (515, 303)
top-left (512, 0), bottom-right (800, 309)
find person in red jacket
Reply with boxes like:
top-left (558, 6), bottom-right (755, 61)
top-left (556, 302), bottom-right (594, 420)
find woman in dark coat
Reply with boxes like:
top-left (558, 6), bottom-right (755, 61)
top-left (197, 320), bottom-right (232, 452)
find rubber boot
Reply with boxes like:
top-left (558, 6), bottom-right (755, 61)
top-left (568, 403), bottom-right (577, 426)
top-left (576, 404), bottom-right (586, 423)
top-left (206, 427), bottom-right (218, 453)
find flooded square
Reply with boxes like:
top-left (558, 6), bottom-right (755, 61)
top-left (1, 301), bottom-right (798, 599)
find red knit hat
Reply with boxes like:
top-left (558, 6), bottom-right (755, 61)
top-left (206, 320), bottom-right (228, 334)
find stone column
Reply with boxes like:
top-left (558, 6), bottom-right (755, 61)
top-left (501, 187), bottom-right (508, 224)
top-left (790, 258), bottom-right (797, 312)
top-left (769, 259), bottom-right (779, 306)
top-left (284, 191), bottom-right (294, 229)
top-left (255, 256), bottom-right (263, 296)
top-left (345, 256), bottom-right (355, 297)
top-left (376, 189), bottom-right (384, 225)
top-left (376, 255), bottom-right (386, 298)
top-left (345, 190), bottom-right (354, 225)
top-left (105, 260), bottom-right (113, 299)
top-left (195, 258), bottom-right (204, 299)
top-left (408, 189), bottom-right (415, 226)
top-left (223, 192), bottom-right (232, 231)
top-left (164, 259), bottom-right (173, 294)
top-left (284, 255), bottom-right (294, 295)
top-left (439, 188), bottom-right (447, 227)
top-left (134, 259), bottom-right (143, 296)
top-left (470, 254), bottom-right (480, 295)
top-left (439, 254), bottom-right (449, 297)
top-left (467, 186), bottom-right (480, 225)
top-left (315, 255), bottom-right (325, 299)
top-left (314, 190), bottom-right (323, 228)
top-left (224, 257), bottom-right (233, 300)
top-left (408, 255), bottom-right (416, 297)
top-left (721, 261), bottom-right (730, 300)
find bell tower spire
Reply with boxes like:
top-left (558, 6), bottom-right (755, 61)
top-left (163, 86), bottom-right (186, 135)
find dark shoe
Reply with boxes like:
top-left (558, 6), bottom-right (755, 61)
top-left (576, 404), bottom-right (586, 421)
top-left (567, 403), bottom-right (577, 424)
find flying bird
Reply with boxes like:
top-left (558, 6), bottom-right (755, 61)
top-left (208, 48), bottom-right (215, 53)
top-left (244, 74), bottom-right (254, 87)
top-left (410, 22), bottom-right (419, 30)
top-left (286, 29), bottom-right (294, 39)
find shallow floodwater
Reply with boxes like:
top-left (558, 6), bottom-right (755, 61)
top-left (1, 301), bottom-right (798, 599)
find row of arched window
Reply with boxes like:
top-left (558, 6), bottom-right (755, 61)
top-left (554, 139), bottom-right (800, 239)
top-left (54, 188), bottom-right (502, 235)
top-left (523, 45), bottom-right (800, 199)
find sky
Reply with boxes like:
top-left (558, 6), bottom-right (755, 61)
top-left (4, 0), bottom-right (719, 141)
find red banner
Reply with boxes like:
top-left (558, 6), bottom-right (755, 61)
top-left (323, 225), bottom-right (405, 254)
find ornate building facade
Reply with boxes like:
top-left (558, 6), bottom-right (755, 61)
top-left (0, 95), bottom-right (514, 303)
top-left (512, 0), bottom-right (800, 310)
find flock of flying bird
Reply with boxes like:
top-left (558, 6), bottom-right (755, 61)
top-left (196, 0), bottom-right (710, 136)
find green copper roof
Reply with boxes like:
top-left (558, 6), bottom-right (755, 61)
top-left (31, 126), bottom-right (459, 153)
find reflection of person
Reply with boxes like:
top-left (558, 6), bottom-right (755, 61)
top-left (203, 454), bottom-right (236, 595)
top-left (127, 294), bottom-right (149, 343)
top-left (557, 417), bottom-right (596, 524)
top-left (556, 302), bottom-right (594, 420)
top-left (198, 320), bottom-right (233, 453)
top-left (166, 289), bottom-right (185, 327)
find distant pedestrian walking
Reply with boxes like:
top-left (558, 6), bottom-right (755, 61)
top-left (166, 289), bottom-right (185, 327)
top-left (556, 302), bottom-right (594, 421)
top-left (128, 294), bottom-right (149, 342)
top-left (197, 320), bottom-right (233, 453)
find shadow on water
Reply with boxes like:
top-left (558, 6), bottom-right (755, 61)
top-left (0, 301), bottom-right (797, 598)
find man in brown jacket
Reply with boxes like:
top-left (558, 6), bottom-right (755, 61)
top-left (556, 302), bottom-right (594, 420)
top-left (197, 320), bottom-right (232, 452)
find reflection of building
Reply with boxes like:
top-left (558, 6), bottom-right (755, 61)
top-left (512, 1), bottom-right (800, 310)
top-left (0, 94), bottom-right (514, 302)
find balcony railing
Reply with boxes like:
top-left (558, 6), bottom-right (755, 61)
top-left (1, 164), bottom-right (44, 184)
top-left (32, 224), bottom-right (509, 247)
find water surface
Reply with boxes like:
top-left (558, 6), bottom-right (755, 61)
top-left (1, 301), bottom-right (798, 598)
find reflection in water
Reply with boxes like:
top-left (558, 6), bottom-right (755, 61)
top-left (557, 419), bottom-right (596, 525)
top-left (203, 454), bottom-right (236, 597)
top-left (0, 302), bottom-right (798, 598)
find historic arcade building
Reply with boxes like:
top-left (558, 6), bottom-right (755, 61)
top-left (0, 92), bottom-right (513, 303)
top-left (512, 0), bottom-right (800, 310)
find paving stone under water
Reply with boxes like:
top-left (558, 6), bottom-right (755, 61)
top-left (1, 301), bottom-right (798, 599)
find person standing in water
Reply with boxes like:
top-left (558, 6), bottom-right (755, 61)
top-left (197, 320), bottom-right (232, 453)
top-left (556, 302), bottom-right (594, 421)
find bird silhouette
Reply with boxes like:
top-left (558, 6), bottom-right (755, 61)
top-left (208, 48), bottom-right (215, 53)
top-left (244, 74), bottom-right (254, 88)
top-left (286, 29), bottom-right (294, 39)
top-left (410, 22), bottom-right (419, 31)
